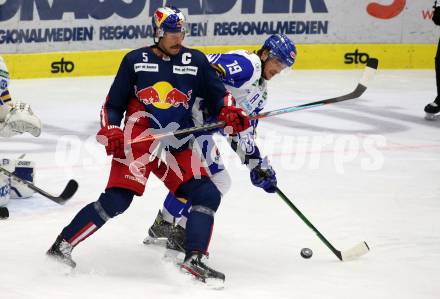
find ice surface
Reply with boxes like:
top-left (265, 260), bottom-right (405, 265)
top-left (1, 69), bottom-right (439, 299)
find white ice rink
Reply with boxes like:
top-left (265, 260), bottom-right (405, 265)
top-left (1, 68), bottom-right (439, 299)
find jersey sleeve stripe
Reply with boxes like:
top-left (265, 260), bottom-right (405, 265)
top-left (0, 89), bottom-right (11, 102)
top-left (211, 64), bottom-right (226, 77)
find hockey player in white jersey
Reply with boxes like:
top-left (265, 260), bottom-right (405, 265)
top-left (0, 56), bottom-right (41, 219)
top-left (144, 34), bottom-right (297, 258)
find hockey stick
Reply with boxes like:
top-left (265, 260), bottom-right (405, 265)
top-left (0, 166), bottom-right (78, 205)
top-left (129, 58), bottom-right (378, 144)
top-left (275, 187), bottom-right (370, 261)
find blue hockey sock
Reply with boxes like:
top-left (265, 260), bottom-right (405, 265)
top-left (176, 177), bottom-right (221, 254)
top-left (181, 199), bottom-right (192, 219)
top-left (163, 191), bottom-right (187, 219)
top-left (61, 187), bottom-right (134, 247)
top-left (185, 208), bottom-right (214, 253)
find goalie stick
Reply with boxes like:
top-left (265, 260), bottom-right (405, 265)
top-left (129, 58), bottom-right (379, 144)
top-left (275, 187), bottom-right (370, 261)
top-left (0, 166), bottom-right (78, 205)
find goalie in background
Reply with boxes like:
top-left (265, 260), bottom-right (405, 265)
top-left (0, 56), bottom-right (41, 219)
top-left (424, 1), bottom-right (440, 119)
top-left (0, 56), bottom-right (42, 137)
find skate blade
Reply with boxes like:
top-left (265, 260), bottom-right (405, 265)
top-left (205, 277), bottom-right (225, 290)
top-left (180, 265), bottom-right (225, 290)
top-left (45, 256), bottom-right (75, 275)
top-left (143, 236), bottom-right (168, 246)
top-left (163, 248), bottom-right (185, 264)
top-left (425, 113), bottom-right (439, 120)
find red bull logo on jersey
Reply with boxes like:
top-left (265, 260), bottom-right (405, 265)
top-left (136, 81), bottom-right (191, 110)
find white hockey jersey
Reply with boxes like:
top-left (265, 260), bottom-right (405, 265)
top-left (207, 50), bottom-right (267, 116)
top-left (193, 50), bottom-right (268, 173)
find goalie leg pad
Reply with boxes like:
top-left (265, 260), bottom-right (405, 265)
top-left (10, 159), bottom-right (35, 199)
top-left (0, 159), bottom-right (14, 207)
top-left (0, 175), bottom-right (10, 208)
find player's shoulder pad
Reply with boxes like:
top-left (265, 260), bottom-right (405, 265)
top-left (209, 50), bottom-right (261, 88)
top-left (123, 47), bottom-right (149, 61)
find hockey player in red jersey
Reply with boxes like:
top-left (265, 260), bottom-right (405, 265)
top-left (46, 5), bottom-right (250, 285)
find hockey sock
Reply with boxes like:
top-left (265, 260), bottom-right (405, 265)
top-left (61, 187), bottom-right (134, 247)
top-left (163, 191), bottom-right (187, 221)
top-left (176, 200), bottom-right (192, 229)
top-left (177, 177), bottom-right (221, 253)
top-left (185, 209), bottom-right (214, 254)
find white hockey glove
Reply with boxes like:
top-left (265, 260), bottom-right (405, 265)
top-left (0, 102), bottom-right (42, 137)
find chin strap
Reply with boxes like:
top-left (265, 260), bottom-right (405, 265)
top-left (152, 44), bottom-right (173, 59)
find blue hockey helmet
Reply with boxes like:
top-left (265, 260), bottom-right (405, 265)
top-left (152, 5), bottom-right (186, 42)
top-left (263, 34), bottom-right (297, 67)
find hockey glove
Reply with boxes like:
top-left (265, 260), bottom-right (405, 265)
top-left (218, 105), bottom-right (250, 134)
top-left (250, 158), bottom-right (277, 193)
top-left (96, 125), bottom-right (125, 158)
top-left (0, 102), bottom-right (42, 137)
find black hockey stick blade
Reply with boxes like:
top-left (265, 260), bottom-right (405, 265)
top-left (51, 179), bottom-right (79, 204)
top-left (0, 166), bottom-right (78, 205)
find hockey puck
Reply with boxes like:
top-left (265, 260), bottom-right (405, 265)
top-left (300, 248), bottom-right (313, 259)
top-left (0, 207), bottom-right (9, 219)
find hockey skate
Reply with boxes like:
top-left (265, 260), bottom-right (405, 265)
top-left (143, 210), bottom-right (173, 246)
top-left (46, 235), bottom-right (76, 268)
top-left (180, 251), bottom-right (225, 289)
top-left (0, 206), bottom-right (9, 219)
top-left (424, 100), bottom-right (440, 120)
top-left (166, 224), bottom-right (185, 253)
top-left (163, 224), bottom-right (186, 263)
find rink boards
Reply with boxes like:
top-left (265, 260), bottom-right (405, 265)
top-left (2, 43), bottom-right (436, 79)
